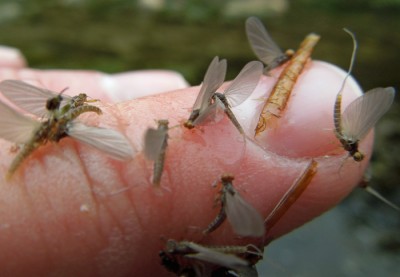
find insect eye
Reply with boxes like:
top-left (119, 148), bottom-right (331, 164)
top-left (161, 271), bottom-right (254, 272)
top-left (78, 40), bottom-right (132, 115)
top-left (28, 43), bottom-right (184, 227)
top-left (46, 95), bottom-right (62, 111)
top-left (353, 152), bottom-right (364, 161)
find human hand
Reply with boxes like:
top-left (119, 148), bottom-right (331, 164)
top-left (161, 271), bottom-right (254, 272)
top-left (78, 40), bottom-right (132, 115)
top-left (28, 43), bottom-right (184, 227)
top-left (0, 46), bottom-right (370, 276)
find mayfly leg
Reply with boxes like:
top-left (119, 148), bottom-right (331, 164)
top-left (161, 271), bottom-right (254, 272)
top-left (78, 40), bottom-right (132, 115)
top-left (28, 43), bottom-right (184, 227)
top-left (144, 119), bottom-right (169, 186)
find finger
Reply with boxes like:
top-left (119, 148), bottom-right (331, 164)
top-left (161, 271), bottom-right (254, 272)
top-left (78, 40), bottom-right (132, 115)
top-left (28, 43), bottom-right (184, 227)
top-left (0, 61), bottom-right (370, 276)
top-left (0, 46), bottom-right (27, 69)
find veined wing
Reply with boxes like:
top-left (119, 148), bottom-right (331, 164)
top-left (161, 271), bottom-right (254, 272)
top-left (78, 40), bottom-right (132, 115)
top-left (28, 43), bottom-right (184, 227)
top-left (193, 96), bottom-right (225, 126)
top-left (0, 80), bottom-right (72, 116)
top-left (341, 87), bottom-right (395, 141)
top-left (223, 61), bottom-right (263, 107)
top-left (225, 187), bottom-right (265, 237)
top-left (0, 100), bottom-right (40, 144)
top-left (67, 122), bottom-right (134, 160)
top-left (245, 17), bottom-right (284, 66)
top-left (185, 242), bottom-right (249, 269)
top-left (193, 56), bottom-right (227, 113)
top-left (143, 127), bottom-right (167, 161)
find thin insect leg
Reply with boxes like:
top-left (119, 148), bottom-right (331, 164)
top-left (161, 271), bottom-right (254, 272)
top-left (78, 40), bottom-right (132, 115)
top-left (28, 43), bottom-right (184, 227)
top-left (264, 160), bottom-right (318, 234)
top-left (153, 120), bottom-right (169, 186)
top-left (255, 33), bottom-right (320, 135)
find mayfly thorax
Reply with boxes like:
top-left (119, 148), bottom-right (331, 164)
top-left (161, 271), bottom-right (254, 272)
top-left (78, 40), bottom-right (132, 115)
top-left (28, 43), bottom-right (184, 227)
top-left (0, 80), bottom-right (134, 179)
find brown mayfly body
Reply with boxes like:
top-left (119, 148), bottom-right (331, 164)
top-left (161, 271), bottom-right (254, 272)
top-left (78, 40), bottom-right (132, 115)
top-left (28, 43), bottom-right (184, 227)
top-left (143, 119), bottom-right (169, 186)
top-left (245, 16), bottom-right (294, 74)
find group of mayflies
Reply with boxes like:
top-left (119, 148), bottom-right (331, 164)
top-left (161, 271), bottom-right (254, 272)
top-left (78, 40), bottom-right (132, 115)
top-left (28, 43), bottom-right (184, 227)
top-left (0, 16), bottom-right (397, 277)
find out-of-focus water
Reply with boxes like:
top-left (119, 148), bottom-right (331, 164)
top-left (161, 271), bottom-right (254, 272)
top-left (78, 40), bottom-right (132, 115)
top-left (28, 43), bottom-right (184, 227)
top-left (0, 0), bottom-right (399, 275)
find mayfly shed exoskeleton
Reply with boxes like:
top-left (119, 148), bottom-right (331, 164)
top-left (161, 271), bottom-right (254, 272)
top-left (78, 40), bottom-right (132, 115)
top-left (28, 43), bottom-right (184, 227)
top-left (245, 16), bottom-right (294, 74)
top-left (332, 30), bottom-right (395, 161)
top-left (184, 56), bottom-right (263, 135)
top-left (204, 174), bottom-right (265, 237)
top-left (143, 119), bottom-right (169, 186)
top-left (0, 80), bottom-right (134, 179)
top-left (160, 239), bottom-right (260, 277)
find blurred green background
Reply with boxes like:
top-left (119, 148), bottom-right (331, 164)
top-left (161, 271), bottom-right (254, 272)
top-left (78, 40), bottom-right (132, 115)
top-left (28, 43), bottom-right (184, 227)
top-left (1, 0), bottom-right (399, 276)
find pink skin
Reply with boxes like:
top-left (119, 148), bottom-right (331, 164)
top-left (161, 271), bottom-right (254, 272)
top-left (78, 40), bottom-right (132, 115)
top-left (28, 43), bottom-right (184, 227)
top-left (0, 47), bottom-right (371, 276)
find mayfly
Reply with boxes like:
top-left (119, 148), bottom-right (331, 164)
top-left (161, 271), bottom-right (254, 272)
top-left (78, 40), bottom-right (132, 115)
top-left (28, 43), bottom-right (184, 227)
top-left (204, 174), bottom-right (265, 237)
top-left (184, 56), bottom-right (227, 129)
top-left (184, 57), bottom-right (263, 135)
top-left (143, 119), bottom-right (169, 186)
top-left (0, 93), bottom-right (133, 180)
top-left (0, 79), bottom-right (97, 118)
top-left (333, 30), bottom-right (395, 161)
top-left (160, 239), bottom-right (258, 277)
top-left (245, 16), bottom-right (294, 74)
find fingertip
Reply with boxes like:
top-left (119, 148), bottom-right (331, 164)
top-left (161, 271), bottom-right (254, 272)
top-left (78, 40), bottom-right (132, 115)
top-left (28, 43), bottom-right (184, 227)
top-left (0, 46), bottom-right (27, 69)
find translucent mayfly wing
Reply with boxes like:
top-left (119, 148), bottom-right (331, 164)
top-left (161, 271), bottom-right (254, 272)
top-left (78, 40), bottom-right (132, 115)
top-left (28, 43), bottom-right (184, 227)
top-left (0, 80), bottom-right (73, 117)
top-left (245, 16), bottom-right (287, 70)
top-left (224, 186), bottom-right (265, 237)
top-left (223, 61), bottom-right (263, 107)
top-left (183, 242), bottom-right (249, 270)
top-left (143, 127), bottom-right (168, 161)
top-left (192, 95), bottom-right (225, 126)
top-left (0, 99), bottom-right (40, 144)
top-left (340, 87), bottom-right (395, 142)
top-left (66, 122), bottom-right (134, 160)
top-left (192, 56), bottom-right (227, 113)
